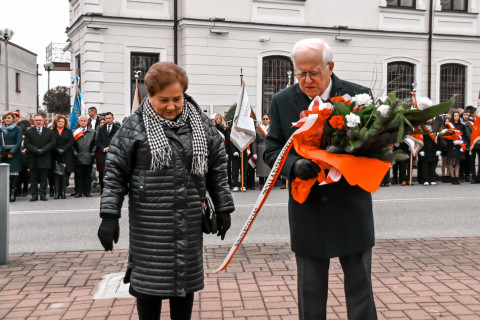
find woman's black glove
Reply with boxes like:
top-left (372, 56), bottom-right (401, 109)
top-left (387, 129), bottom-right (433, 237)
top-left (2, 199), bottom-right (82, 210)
top-left (97, 217), bottom-right (119, 251)
top-left (216, 213), bottom-right (231, 240)
top-left (292, 158), bottom-right (320, 180)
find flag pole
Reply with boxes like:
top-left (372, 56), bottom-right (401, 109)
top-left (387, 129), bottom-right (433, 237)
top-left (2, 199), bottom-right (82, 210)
top-left (409, 82), bottom-right (417, 186)
top-left (240, 68), bottom-right (245, 192)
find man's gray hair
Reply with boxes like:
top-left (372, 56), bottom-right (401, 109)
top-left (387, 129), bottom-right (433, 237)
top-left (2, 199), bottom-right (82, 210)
top-left (291, 38), bottom-right (333, 67)
top-left (79, 115), bottom-right (89, 121)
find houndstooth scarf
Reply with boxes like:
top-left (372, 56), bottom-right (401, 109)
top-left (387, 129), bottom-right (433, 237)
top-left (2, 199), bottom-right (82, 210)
top-left (143, 97), bottom-right (208, 175)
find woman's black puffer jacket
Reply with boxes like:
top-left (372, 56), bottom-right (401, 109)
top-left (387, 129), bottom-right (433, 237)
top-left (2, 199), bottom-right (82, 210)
top-left (100, 94), bottom-right (234, 297)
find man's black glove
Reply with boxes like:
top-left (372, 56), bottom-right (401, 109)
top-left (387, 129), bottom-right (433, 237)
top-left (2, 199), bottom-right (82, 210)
top-left (292, 158), bottom-right (321, 180)
top-left (216, 213), bottom-right (231, 240)
top-left (97, 217), bottom-right (120, 251)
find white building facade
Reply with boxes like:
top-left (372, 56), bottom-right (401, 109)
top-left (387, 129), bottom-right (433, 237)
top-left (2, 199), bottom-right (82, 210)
top-left (0, 39), bottom-right (38, 116)
top-left (66, 0), bottom-right (480, 120)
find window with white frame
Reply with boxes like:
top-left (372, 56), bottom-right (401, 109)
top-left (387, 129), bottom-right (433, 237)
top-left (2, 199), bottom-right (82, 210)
top-left (440, 0), bottom-right (468, 12)
top-left (386, 0), bottom-right (416, 8)
top-left (387, 62), bottom-right (415, 100)
top-left (440, 63), bottom-right (465, 108)
top-left (130, 52), bottom-right (159, 105)
top-left (262, 56), bottom-right (294, 116)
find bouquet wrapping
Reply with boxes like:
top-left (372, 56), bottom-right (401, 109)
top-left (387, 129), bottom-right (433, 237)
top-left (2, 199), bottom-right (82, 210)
top-left (290, 92), bottom-right (455, 203)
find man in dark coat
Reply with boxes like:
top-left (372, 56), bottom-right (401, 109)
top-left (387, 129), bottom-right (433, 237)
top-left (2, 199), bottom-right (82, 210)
top-left (264, 38), bottom-right (377, 320)
top-left (88, 106), bottom-right (100, 130)
top-left (24, 114), bottom-right (56, 201)
top-left (73, 115), bottom-right (97, 197)
top-left (96, 112), bottom-right (119, 194)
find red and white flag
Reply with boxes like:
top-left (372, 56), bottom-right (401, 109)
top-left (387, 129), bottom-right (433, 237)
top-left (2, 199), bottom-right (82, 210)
top-left (470, 110), bottom-right (480, 152)
top-left (73, 127), bottom-right (84, 141)
top-left (131, 82), bottom-right (142, 113)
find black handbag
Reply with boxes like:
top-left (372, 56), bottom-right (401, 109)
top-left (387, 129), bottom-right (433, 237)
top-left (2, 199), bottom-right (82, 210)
top-left (201, 194), bottom-right (217, 234)
top-left (53, 162), bottom-right (66, 175)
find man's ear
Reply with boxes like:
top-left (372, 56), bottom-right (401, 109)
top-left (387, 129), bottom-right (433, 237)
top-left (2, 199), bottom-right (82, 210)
top-left (328, 61), bottom-right (335, 73)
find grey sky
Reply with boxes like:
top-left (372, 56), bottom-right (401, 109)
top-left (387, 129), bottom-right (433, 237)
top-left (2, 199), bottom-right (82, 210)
top-left (1, 0), bottom-right (71, 106)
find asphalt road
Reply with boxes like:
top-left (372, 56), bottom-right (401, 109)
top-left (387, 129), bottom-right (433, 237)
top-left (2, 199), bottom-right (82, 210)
top-left (6, 182), bottom-right (480, 254)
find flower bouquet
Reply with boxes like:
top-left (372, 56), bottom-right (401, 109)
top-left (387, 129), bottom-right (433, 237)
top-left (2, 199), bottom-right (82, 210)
top-left (322, 92), bottom-right (454, 161)
top-left (290, 91), bottom-right (455, 203)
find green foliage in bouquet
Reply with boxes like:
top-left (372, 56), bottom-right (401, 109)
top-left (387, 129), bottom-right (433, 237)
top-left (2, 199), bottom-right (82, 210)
top-left (323, 91), bottom-right (455, 162)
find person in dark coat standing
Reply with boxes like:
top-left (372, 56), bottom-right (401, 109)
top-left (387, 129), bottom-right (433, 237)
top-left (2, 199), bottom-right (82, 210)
top-left (213, 113), bottom-right (232, 188)
top-left (418, 120), bottom-right (441, 185)
top-left (255, 114), bottom-right (271, 189)
top-left (0, 111), bottom-right (23, 202)
top-left (24, 114), bottom-right (56, 201)
top-left (51, 115), bottom-right (74, 199)
top-left (97, 62), bottom-right (234, 320)
top-left (264, 38), bottom-right (377, 320)
top-left (12, 111), bottom-right (31, 197)
top-left (96, 112), bottom-right (119, 194)
top-left (73, 115), bottom-right (97, 197)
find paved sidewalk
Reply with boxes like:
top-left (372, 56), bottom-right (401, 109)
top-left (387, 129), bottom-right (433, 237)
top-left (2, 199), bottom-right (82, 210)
top-left (1, 238), bottom-right (480, 320)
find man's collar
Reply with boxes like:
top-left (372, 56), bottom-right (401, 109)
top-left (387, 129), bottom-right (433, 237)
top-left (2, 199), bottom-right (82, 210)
top-left (320, 78), bottom-right (332, 101)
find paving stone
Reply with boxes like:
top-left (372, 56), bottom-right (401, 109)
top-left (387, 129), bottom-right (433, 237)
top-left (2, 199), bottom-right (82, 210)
top-left (0, 238), bottom-right (479, 319)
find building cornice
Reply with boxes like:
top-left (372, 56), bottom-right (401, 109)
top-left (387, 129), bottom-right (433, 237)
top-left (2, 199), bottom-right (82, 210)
top-left (0, 39), bottom-right (37, 56)
top-left (178, 18), bottom-right (480, 40)
top-left (66, 13), bottom-right (174, 36)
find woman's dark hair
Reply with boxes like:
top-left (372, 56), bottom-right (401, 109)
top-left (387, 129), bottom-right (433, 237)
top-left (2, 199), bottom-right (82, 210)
top-left (144, 62), bottom-right (188, 96)
top-left (452, 111), bottom-right (461, 123)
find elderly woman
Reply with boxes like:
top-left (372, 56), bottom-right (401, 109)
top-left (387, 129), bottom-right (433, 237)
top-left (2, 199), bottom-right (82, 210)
top-left (51, 115), bottom-right (74, 199)
top-left (97, 62), bottom-right (234, 320)
top-left (0, 111), bottom-right (23, 202)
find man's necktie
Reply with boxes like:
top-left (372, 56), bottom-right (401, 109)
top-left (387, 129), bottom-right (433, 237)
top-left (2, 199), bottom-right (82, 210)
top-left (83, 128), bottom-right (86, 133)
top-left (37, 128), bottom-right (41, 134)
top-left (107, 125), bottom-right (111, 134)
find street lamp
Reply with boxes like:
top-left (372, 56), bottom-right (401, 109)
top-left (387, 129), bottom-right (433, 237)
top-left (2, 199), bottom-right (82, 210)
top-left (43, 61), bottom-right (54, 91)
top-left (0, 28), bottom-right (14, 113)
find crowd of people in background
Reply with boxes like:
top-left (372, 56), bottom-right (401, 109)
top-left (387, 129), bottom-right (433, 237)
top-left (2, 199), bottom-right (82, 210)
top-left (381, 105), bottom-right (480, 187)
top-left (0, 107), bottom-right (121, 202)
top-left (1, 103), bottom-right (479, 202)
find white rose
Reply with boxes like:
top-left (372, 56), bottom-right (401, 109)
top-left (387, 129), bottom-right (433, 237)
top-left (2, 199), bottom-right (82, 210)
top-left (378, 95), bottom-right (388, 104)
top-left (318, 102), bottom-right (334, 111)
top-left (345, 113), bottom-right (361, 128)
top-left (377, 104), bottom-right (390, 117)
top-left (351, 93), bottom-right (373, 106)
top-left (417, 97), bottom-right (433, 110)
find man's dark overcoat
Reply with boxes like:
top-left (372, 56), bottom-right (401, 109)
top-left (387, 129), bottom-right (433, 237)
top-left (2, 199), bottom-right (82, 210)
top-left (24, 126), bottom-right (56, 170)
top-left (264, 73), bottom-right (375, 258)
top-left (96, 123), bottom-right (119, 164)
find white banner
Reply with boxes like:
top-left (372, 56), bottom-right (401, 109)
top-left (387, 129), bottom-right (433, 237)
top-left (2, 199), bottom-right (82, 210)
top-left (231, 82), bottom-right (256, 151)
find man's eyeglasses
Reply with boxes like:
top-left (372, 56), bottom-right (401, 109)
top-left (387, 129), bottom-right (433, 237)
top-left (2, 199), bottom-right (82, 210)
top-left (263, 118), bottom-right (269, 120)
top-left (295, 64), bottom-right (329, 80)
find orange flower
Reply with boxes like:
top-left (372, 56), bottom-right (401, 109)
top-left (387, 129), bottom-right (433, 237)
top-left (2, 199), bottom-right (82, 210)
top-left (329, 115), bottom-right (345, 130)
top-left (352, 106), bottom-right (364, 113)
top-left (331, 96), bottom-right (351, 106)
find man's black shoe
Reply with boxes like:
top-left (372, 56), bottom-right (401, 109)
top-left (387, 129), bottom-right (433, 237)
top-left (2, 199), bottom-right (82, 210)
top-left (84, 193), bottom-right (92, 197)
top-left (70, 192), bottom-right (77, 196)
top-left (75, 194), bottom-right (83, 198)
top-left (29, 196), bottom-right (38, 202)
top-left (40, 196), bottom-right (48, 201)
